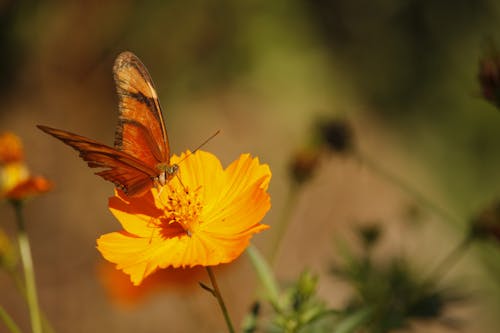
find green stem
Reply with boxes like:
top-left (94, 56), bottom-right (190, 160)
top-left (269, 182), bottom-right (300, 264)
top-left (12, 200), bottom-right (42, 333)
top-left (206, 267), bottom-right (235, 333)
top-left (8, 272), bottom-right (55, 333)
top-left (425, 236), bottom-right (472, 284)
top-left (0, 305), bottom-right (22, 333)
top-left (352, 149), bottom-right (471, 286)
top-left (353, 149), bottom-right (460, 225)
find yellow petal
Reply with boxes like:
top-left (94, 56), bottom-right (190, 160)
top-left (108, 190), bottom-right (164, 237)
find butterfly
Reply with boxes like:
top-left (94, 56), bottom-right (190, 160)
top-left (38, 51), bottom-right (178, 196)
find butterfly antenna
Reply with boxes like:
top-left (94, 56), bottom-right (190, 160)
top-left (176, 129), bottom-right (221, 165)
top-left (170, 130), bottom-right (220, 193)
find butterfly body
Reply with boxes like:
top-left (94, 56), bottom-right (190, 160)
top-left (38, 51), bottom-right (176, 196)
top-left (157, 162), bottom-right (179, 186)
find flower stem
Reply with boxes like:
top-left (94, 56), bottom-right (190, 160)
top-left (353, 149), bottom-right (460, 225)
top-left (12, 200), bottom-right (42, 333)
top-left (425, 235), bottom-right (472, 284)
top-left (8, 271), bottom-right (55, 333)
top-left (206, 267), bottom-right (235, 333)
top-left (269, 181), bottom-right (300, 264)
top-left (0, 305), bottom-right (22, 333)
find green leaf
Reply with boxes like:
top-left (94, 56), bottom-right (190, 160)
top-left (198, 282), bottom-right (215, 296)
top-left (333, 308), bottom-right (373, 333)
top-left (246, 244), bottom-right (281, 309)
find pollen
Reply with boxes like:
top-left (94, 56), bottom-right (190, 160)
top-left (163, 185), bottom-right (203, 236)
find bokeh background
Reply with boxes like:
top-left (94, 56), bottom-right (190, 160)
top-left (1, 0), bottom-right (500, 332)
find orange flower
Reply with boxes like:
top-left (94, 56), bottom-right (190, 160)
top-left (97, 150), bottom-right (271, 285)
top-left (98, 261), bottom-right (205, 305)
top-left (0, 132), bottom-right (24, 164)
top-left (0, 132), bottom-right (52, 200)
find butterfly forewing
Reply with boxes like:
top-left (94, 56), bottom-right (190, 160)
top-left (36, 125), bottom-right (158, 196)
top-left (113, 52), bottom-right (170, 167)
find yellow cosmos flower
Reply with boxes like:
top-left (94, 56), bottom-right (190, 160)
top-left (97, 150), bottom-right (271, 285)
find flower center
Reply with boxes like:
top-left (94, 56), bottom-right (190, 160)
top-left (163, 185), bottom-right (202, 236)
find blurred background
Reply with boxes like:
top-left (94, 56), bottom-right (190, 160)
top-left (1, 0), bottom-right (500, 332)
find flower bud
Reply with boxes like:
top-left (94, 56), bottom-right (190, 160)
top-left (317, 118), bottom-right (354, 153)
top-left (478, 49), bottom-right (500, 109)
top-left (289, 149), bottom-right (320, 184)
top-left (470, 200), bottom-right (500, 242)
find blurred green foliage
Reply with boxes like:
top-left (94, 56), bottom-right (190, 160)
top-left (332, 225), bottom-right (465, 333)
top-left (247, 246), bottom-right (337, 333)
top-left (268, 271), bottom-right (334, 333)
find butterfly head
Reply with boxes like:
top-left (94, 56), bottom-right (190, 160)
top-left (157, 163), bottom-right (179, 186)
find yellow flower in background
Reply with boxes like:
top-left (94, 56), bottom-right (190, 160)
top-left (0, 132), bottom-right (52, 200)
top-left (97, 150), bottom-right (271, 285)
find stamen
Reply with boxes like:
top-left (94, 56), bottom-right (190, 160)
top-left (162, 184), bottom-right (202, 236)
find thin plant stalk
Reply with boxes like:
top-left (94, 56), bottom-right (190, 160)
top-left (7, 272), bottom-right (54, 333)
top-left (0, 305), bottom-right (22, 333)
top-left (351, 148), bottom-right (472, 286)
top-left (353, 149), bottom-right (460, 225)
top-left (12, 201), bottom-right (42, 333)
top-left (206, 267), bottom-right (235, 333)
top-left (269, 181), bottom-right (300, 264)
top-left (425, 236), bottom-right (472, 284)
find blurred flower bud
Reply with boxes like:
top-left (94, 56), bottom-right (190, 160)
top-left (0, 132), bottom-right (24, 165)
top-left (289, 149), bottom-right (321, 184)
top-left (241, 301), bottom-right (260, 333)
top-left (470, 200), bottom-right (500, 242)
top-left (273, 270), bottom-right (332, 332)
top-left (357, 224), bottom-right (382, 250)
top-left (317, 118), bottom-right (354, 153)
top-left (292, 270), bottom-right (318, 311)
top-left (478, 49), bottom-right (500, 109)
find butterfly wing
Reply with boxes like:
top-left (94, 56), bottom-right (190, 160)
top-left (37, 125), bottom-right (157, 196)
top-left (113, 51), bottom-right (170, 167)
top-left (37, 52), bottom-right (172, 196)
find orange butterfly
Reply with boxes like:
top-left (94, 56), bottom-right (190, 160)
top-left (38, 51), bottom-right (178, 196)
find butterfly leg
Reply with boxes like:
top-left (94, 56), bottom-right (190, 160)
top-left (152, 178), bottom-right (168, 205)
top-left (174, 170), bottom-right (187, 192)
top-left (157, 184), bottom-right (164, 197)
top-left (146, 216), bottom-right (159, 244)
